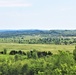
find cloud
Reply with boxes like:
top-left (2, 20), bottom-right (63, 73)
top-left (0, 1), bottom-right (32, 7)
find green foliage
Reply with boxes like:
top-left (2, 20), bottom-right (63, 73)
top-left (21, 64), bottom-right (28, 75)
top-left (0, 46), bottom-right (76, 75)
top-left (27, 50), bottom-right (38, 59)
top-left (32, 50), bottom-right (38, 59)
top-left (73, 46), bottom-right (76, 60)
top-left (3, 48), bottom-right (7, 54)
top-left (14, 54), bottom-right (23, 61)
top-left (27, 51), bottom-right (32, 58)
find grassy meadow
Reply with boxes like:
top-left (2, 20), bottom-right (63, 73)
top-left (0, 43), bottom-right (75, 54)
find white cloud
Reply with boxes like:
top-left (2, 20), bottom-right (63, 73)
top-left (0, 1), bottom-right (32, 7)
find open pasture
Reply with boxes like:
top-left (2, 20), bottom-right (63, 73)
top-left (0, 43), bottom-right (75, 54)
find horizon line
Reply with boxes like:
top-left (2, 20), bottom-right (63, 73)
top-left (0, 29), bottom-right (76, 31)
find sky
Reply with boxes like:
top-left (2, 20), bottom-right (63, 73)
top-left (0, 0), bottom-right (76, 30)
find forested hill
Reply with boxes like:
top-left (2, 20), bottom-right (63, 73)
top-left (0, 30), bottom-right (76, 38)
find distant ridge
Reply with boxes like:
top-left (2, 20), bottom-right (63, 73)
top-left (0, 30), bottom-right (76, 38)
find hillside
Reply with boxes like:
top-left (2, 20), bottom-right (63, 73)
top-left (0, 30), bottom-right (76, 38)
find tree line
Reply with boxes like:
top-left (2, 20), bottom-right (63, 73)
top-left (0, 49), bottom-right (52, 58)
top-left (0, 37), bottom-right (76, 45)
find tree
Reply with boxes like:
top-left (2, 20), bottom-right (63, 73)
top-left (32, 50), bottom-right (38, 59)
top-left (64, 41), bottom-right (68, 45)
top-left (3, 48), bottom-right (7, 54)
top-left (73, 46), bottom-right (76, 60)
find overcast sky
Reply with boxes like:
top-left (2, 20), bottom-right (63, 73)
top-left (0, 0), bottom-right (76, 30)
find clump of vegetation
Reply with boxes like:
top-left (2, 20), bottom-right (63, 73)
top-left (3, 48), bottom-right (7, 54)
top-left (27, 49), bottom-right (53, 59)
top-left (73, 46), bottom-right (76, 60)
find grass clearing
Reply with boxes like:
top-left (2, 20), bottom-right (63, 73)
top-left (0, 43), bottom-right (75, 54)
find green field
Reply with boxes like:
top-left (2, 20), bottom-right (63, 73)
top-left (0, 43), bottom-right (75, 54)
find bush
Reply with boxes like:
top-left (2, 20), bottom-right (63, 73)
top-left (3, 48), bottom-right (7, 54)
top-left (73, 46), bottom-right (76, 60)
